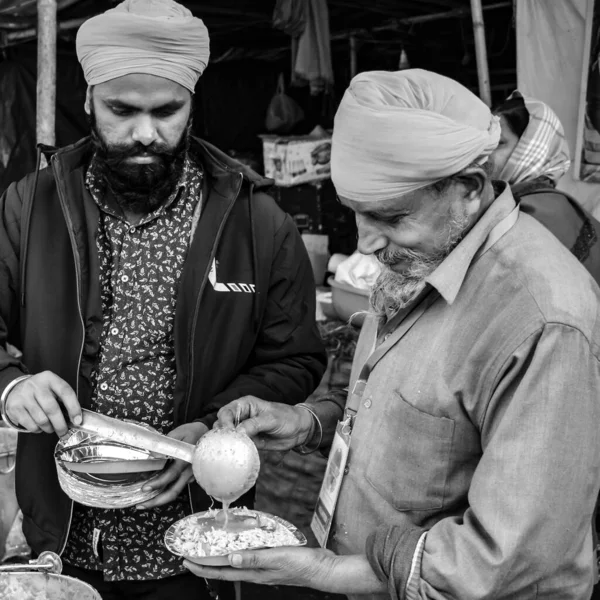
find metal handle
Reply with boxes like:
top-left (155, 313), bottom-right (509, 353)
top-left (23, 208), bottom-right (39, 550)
top-left (0, 551), bottom-right (62, 574)
top-left (72, 409), bottom-right (195, 463)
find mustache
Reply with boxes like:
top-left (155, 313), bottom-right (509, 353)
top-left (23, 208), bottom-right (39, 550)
top-left (92, 137), bottom-right (182, 166)
top-left (375, 246), bottom-right (430, 266)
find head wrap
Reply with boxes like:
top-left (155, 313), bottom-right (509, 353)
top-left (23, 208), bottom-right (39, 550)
top-left (331, 69), bottom-right (500, 202)
top-left (498, 91), bottom-right (571, 185)
top-left (76, 0), bottom-right (210, 93)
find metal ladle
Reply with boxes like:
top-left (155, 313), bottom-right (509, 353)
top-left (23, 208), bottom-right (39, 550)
top-left (70, 408), bottom-right (195, 463)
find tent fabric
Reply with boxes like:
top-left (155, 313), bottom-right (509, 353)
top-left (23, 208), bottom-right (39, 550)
top-left (0, 50), bottom-right (88, 193)
top-left (516, 0), bottom-right (600, 218)
top-left (293, 0), bottom-right (333, 95)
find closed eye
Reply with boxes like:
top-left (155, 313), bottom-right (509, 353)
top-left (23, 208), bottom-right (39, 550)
top-left (111, 107), bottom-right (134, 117)
top-left (379, 214), bottom-right (405, 225)
top-left (153, 109), bottom-right (179, 118)
top-left (363, 211), bottom-right (408, 226)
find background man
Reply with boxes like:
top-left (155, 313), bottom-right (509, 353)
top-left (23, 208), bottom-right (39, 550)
top-left (189, 69), bottom-right (600, 600)
top-left (0, 1), bottom-right (326, 598)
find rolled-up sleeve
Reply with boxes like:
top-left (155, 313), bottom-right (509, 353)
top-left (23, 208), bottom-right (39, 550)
top-left (366, 323), bottom-right (600, 599)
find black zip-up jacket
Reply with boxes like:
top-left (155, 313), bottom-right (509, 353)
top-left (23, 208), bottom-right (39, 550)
top-left (0, 136), bottom-right (327, 556)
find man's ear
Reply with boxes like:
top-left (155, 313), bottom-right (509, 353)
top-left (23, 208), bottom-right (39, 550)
top-left (454, 164), bottom-right (489, 217)
top-left (84, 86), bottom-right (93, 115)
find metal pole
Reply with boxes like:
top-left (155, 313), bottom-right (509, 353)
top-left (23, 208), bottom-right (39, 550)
top-left (36, 0), bottom-right (57, 160)
top-left (470, 0), bottom-right (492, 106)
top-left (349, 35), bottom-right (357, 79)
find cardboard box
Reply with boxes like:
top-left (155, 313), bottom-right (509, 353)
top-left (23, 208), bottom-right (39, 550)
top-left (260, 128), bottom-right (332, 187)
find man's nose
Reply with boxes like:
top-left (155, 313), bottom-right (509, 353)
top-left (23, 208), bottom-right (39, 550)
top-left (131, 117), bottom-right (158, 146)
top-left (356, 216), bottom-right (388, 255)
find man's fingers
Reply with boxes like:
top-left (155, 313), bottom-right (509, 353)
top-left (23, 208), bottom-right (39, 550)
top-left (142, 461), bottom-right (188, 491)
top-left (13, 410), bottom-right (42, 433)
top-left (216, 408), bottom-right (235, 430)
top-left (24, 402), bottom-right (54, 434)
top-left (183, 562), bottom-right (249, 582)
top-left (216, 397), bottom-right (265, 430)
top-left (47, 375), bottom-right (81, 425)
top-left (137, 471), bottom-right (190, 509)
top-left (34, 393), bottom-right (69, 437)
top-left (237, 415), bottom-right (268, 439)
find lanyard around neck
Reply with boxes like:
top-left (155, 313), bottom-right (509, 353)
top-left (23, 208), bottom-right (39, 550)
top-left (345, 202), bottom-right (520, 421)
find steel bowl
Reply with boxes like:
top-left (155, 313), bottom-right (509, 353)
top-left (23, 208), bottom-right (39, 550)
top-left (0, 572), bottom-right (101, 600)
top-left (0, 551), bottom-right (101, 600)
top-left (55, 429), bottom-right (165, 509)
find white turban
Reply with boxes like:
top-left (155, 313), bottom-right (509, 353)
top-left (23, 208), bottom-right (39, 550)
top-left (76, 0), bottom-right (210, 93)
top-left (331, 69), bottom-right (500, 202)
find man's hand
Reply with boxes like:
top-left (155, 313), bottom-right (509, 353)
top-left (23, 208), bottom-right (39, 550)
top-left (183, 548), bottom-right (387, 595)
top-left (136, 422), bottom-right (208, 510)
top-left (4, 371), bottom-right (82, 437)
top-left (215, 397), bottom-right (314, 452)
top-left (184, 547), bottom-right (337, 589)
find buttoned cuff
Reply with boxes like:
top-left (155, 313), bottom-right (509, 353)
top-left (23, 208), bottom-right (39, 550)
top-left (366, 524), bottom-right (427, 600)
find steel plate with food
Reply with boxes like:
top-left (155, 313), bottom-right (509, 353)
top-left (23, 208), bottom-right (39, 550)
top-left (164, 507), bottom-right (307, 566)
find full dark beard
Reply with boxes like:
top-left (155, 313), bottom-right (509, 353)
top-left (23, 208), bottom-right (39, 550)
top-left (370, 206), bottom-right (472, 319)
top-left (89, 112), bottom-right (191, 215)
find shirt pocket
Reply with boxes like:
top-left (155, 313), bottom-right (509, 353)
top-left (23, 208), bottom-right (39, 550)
top-left (365, 391), bottom-right (455, 511)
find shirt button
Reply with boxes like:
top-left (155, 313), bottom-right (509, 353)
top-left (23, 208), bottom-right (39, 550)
top-left (110, 327), bottom-right (119, 335)
top-left (343, 465), bottom-right (350, 475)
top-left (99, 382), bottom-right (108, 391)
top-left (121, 275), bottom-right (129, 283)
top-left (363, 398), bottom-right (372, 409)
top-left (384, 333), bottom-right (391, 341)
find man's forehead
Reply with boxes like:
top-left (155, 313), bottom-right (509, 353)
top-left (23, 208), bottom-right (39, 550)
top-left (93, 74), bottom-right (190, 102)
top-left (338, 191), bottom-right (421, 214)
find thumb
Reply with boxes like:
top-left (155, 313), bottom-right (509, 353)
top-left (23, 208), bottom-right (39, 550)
top-left (229, 552), bottom-right (262, 569)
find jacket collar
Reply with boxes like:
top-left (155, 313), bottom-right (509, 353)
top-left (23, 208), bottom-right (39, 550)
top-left (425, 182), bottom-right (517, 305)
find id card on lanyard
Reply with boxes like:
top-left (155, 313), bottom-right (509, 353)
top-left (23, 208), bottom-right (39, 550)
top-left (311, 289), bottom-right (439, 547)
top-left (310, 202), bottom-right (520, 548)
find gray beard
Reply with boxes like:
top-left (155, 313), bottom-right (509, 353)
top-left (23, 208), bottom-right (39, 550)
top-left (370, 206), bottom-right (472, 320)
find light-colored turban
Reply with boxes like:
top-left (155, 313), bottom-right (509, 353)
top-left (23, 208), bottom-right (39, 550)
top-left (76, 0), bottom-right (210, 93)
top-left (331, 69), bottom-right (501, 202)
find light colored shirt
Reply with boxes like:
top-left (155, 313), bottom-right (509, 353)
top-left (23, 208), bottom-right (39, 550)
top-left (327, 184), bottom-right (600, 599)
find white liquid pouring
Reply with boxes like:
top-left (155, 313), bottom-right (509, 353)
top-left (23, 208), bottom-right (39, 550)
top-left (192, 428), bottom-right (260, 531)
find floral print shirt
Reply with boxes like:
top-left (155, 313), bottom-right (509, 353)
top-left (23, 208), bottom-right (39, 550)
top-left (62, 156), bottom-right (203, 581)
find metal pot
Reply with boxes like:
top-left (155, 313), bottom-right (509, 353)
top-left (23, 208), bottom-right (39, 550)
top-left (0, 551), bottom-right (101, 600)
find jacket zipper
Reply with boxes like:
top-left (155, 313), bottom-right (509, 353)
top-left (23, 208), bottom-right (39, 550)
top-left (51, 154), bottom-right (86, 556)
top-left (183, 172), bottom-right (243, 514)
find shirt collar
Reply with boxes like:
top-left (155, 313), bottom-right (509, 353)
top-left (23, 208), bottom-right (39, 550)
top-left (425, 182), bottom-right (517, 305)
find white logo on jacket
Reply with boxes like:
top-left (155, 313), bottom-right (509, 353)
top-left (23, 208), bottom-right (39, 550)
top-left (209, 258), bottom-right (256, 293)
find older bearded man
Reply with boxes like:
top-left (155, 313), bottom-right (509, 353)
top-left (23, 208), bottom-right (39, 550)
top-left (188, 70), bottom-right (600, 600)
top-left (0, 0), bottom-right (326, 598)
